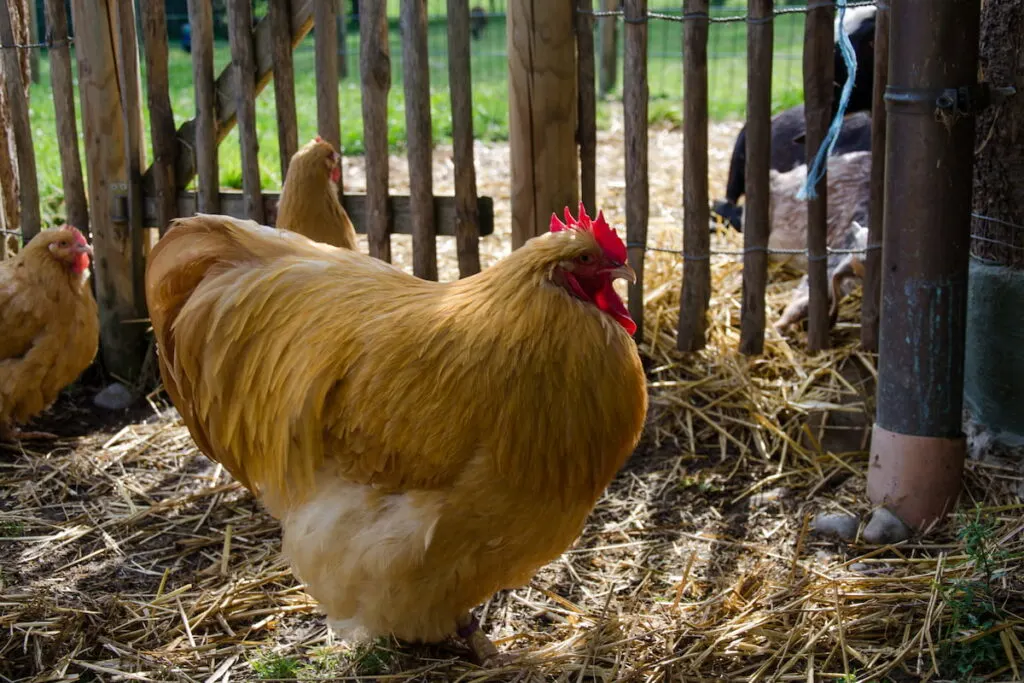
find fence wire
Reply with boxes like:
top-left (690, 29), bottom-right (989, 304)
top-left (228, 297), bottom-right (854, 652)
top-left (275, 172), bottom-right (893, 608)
top-left (580, 0), bottom-right (880, 24)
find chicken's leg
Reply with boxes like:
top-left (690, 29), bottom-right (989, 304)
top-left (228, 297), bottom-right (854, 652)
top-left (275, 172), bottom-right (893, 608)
top-left (0, 423), bottom-right (58, 442)
top-left (456, 613), bottom-right (501, 665)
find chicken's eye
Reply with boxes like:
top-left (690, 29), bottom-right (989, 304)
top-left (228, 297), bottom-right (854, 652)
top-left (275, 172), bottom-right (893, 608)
top-left (58, 240), bottom-right (68, 247)
top-left (578, 253), bottom-right (595, 265)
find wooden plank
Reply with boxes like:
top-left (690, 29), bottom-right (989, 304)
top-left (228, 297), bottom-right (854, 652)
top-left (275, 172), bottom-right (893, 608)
top-left (446, 0), bottom-right (481, 278)
top-left (599, 0), bottom-right (618, 96)
top-left (803, 1), bottom-right (834, 351)
top-left (739, 0), bottom-right (773, 355)
top-left (575, 0), bottom-right (597, 215)
top-left (227, 0), bottom-right (265, 223)
top-left (337, 0), bottom-right (347, 79)
top-left (269, 0), bottom-right (299, 180)
top-left (70, 0), bottom-right (148, 379)
top-left (142, 0), bottom-right (317, 194)
top-left (359, 0), bottom-right (392, 262)
top-left (508, 0), bottom-right (578, 249)
top-left (114, 0), bottom-right (147, 312)
top-left (678, 0), bottom-right (711, 352)
top-left (315, 0), bottom-right (341, 152)
top-left (401, 0), bottom-right (437, 280)
top-left (186, 0), bottom-right (219, 212)
top-left (861, 4), bottom-right (889, 352)
top-left (27, 0), bottom-right (38, 83)
top-left (44, 0), bottom-right (89, 233)
top-left (146, 192), bottom-right (495, 238)
top-left (141, 0), bottom-right (178, 235)
top-left (0, 0), bottom-right (40, 242)
top-left (623, 0), bottom-right (648, 341)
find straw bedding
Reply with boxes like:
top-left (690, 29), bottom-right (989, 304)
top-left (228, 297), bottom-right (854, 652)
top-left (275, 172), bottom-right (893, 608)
top-left (1, 115), bottom-right (1022, 682)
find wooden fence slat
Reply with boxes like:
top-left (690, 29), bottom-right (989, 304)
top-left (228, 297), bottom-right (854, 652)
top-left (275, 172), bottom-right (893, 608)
top-left (401, 0), bottom-right (437, 280)
top-left (143, 1), bottom-right (316, 195)
top-left (315, 0), bottom-right (341, 152)
top-left (599, 0), bottom-right (618, 96)
top-left (114, 0), bottom-right (147, 311)
top-left (27, 0), bottom-right (39, 83)
top-left (337, 1), bottom-right (348, 79)
top-left (141, 0), bottom-right (178, 235)
top-left (624, 0), bottom-right (648, 341)
top-left (446, 0), bottom-right (481, 278)
top-left (861, 4), bottom-right (889, 352)
top-left (678, 0), bottom-right (711, 352)
top-left (186, 0), bottom-right (219, 212)
top-left (803, 1), bottom-right (834, 351)
top-left (0, 0), bottom-right (40, 243)
top-left (508, 1), bottom-right (578, 249)
top-left (228, 0), bottom-right (265, 223)
top-left (270, 0), bottom-right (299, 180)
top-left (159, 192), bottom-right (495, 237)
top-left (71, 0), bottom-right (147, 379)
top-left (739, 0), bottom-right (773, 355)
top-left (575, 0), bottom-right (597, 215)
top-left (44, 0), bottom-right (88, 234)
top-left (360, 0), bottom-right (392, 262)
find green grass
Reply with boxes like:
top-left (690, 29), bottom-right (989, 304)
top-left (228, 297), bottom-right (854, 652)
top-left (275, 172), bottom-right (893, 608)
top-left (26, 9), bottom-right (807, 226)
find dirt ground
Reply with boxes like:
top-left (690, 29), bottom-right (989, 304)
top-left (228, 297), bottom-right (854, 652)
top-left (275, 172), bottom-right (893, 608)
top-left (2, 118), bottom-right (1023, 682)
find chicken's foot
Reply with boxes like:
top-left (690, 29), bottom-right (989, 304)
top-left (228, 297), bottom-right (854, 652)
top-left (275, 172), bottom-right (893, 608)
top-left (456, 613), bottom-right (504, 666)
top-left (0, 424), bottom-right (59, 442)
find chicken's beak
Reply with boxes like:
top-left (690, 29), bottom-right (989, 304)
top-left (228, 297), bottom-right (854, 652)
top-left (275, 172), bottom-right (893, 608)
top-left (606, 261), bottom-right (637, 284)
top-left (76, 243), bottom-right (94, 257)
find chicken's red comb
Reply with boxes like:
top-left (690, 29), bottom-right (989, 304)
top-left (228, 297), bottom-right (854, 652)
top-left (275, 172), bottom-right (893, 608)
top-left (315, 135), bottom-right (324, 143)
top-left (62, 224), bottom-right (87, 246)
top-left (549, 202), bottom-right (627, 263)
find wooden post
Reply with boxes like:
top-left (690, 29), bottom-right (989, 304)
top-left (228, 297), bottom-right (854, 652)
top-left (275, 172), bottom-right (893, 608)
top-left (360, 0), bottom-right (391, 262)
top-left (27, 0), bottom-right (39, 83)
top-left (0, 0), bottom-right (40, 243)
top-left (187, 0), bottom-right (219, 212)
top-left (337, 0), bottom-right (347, 79)
top-left (401, 0), bottom-right (437, 280)
top-left (114, 0), bottom-right (147, 313)
top-left (623, 0), bottom-right (647, 341)
top-left (270, 0), bottom-right (299, 180)
top-left (738, 0), bottom-right (773, 356)
top-left (508, 0), bottom-right (578, 249)
top-left (803, 1), bottom-right (834, 351)
top-left (677, 0), bottom-right (710, 352)
top-left (228, 0), bottom-right (265, 223)
top-left (45, 0), bottom-right (89, 233)
top-left (575, 0), bottom-right (597, 215)
top-left (315, 0), bottom-right (341, 150)
top-left (598, 0), bottom-right (618, 96)
top-left (446, 0), bottom-right (481, 278)
top-left (861, 4), bottom-right (889, 351)
top-left (71, 0), bottom-right (148, 380)
top-left (141, 0), bottom-right (178, 234)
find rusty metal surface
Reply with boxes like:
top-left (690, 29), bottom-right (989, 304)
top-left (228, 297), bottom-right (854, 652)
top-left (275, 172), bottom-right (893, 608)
top-left (875, 0), bottom-right (980, 438)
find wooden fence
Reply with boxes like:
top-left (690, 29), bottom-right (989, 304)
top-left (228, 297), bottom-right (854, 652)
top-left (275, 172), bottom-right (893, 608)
top-left (0, 0), bottom-right (494, 380)
top-left (573, 0), bottom-right (890, 354)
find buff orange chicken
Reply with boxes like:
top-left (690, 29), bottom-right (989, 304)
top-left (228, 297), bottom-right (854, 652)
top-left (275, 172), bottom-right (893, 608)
top-left (275, 136), bottom-right (356, 249)
top-left (144, 204), bottom-right (647, 662)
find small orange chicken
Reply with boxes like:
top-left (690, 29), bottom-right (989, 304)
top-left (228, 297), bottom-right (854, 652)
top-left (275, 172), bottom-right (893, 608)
top-left (0, 226), bottom-right (99, 441)
top-left (145, 204), bottom-right (647, 662)
top-left (275, 136), bottom-right (357, 249)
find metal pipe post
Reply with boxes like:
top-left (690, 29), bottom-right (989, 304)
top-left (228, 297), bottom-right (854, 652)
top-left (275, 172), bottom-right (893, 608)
top-left (868, 0), bottom-right (981, 530)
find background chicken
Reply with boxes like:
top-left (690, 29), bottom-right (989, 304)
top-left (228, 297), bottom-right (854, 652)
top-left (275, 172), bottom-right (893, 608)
top-left (145, 206), bottom-right (648, 662)
top-left (274, 136), bottom-right (357, 249)
top-left (0, 226), bottom-right (98, 441)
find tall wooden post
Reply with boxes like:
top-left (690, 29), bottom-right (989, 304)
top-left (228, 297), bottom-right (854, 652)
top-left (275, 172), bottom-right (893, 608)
top-left (508, 0), bottom-right (578, 249)
top-left (71, 0), bottom-right (148, 381)
top-left (868, 0), bottom-right (980, 530)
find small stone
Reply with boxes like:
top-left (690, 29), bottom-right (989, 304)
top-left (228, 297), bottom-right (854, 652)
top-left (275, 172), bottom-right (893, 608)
top-left (93, 382), bottom-right (134, 411)
top-left (862, 507), bottom-right (912, 545)
top-left (811, 512), bottom-right (860, 542)
top-left (849, 562), bottom-right (871, 573)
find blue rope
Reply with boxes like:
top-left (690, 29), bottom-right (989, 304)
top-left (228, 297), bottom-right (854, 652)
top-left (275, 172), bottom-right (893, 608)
top-left (796, 0), bottom-right (856, 201)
